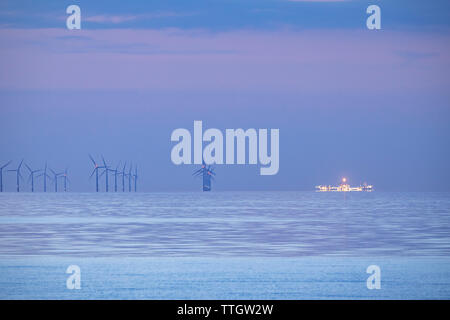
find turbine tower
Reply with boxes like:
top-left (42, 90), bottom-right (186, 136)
top-left (0, 161), bottom-right (11, 192)
top-left (100, 155), bottom-right (114, 192)
top-left (8, 159), bottom-right (24, 192)
top-left (119, 162), bottom-right (127, 192)
top-left (89, 154), bottom-right (104, 192)
top-left (25, 163), bottom-right (40, 192)
top-left (193, 161), bottom-right (216, 192)
top-left (111, 162), bottom-right (121, 192)
top-left (63, 168), bottom-right (69, 192)
top-left (127, 163), bottom-right (132, 192)
top-left (133, 165), bottom-right (138, 192)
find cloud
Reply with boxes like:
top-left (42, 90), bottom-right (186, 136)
top-left (0, 28), bottom-right (448, 94)
top-left (84, 15), bottom-right (139, 24)
top-left (84, 12), bottom-right (197, 24)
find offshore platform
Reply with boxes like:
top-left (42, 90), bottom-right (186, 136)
top-left (316, 178), bottom-right (373, 192)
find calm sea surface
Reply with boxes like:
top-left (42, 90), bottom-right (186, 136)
top-left (0, 191), bottom-right (449, 299)
top-left (1, 191), bottom-right (449, 257)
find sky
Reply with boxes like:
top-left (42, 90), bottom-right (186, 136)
top-left (0, 0), bottom-right (449, 192)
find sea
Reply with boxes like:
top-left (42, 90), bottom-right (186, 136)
top-left (0, 191), bottom-right (449, 299)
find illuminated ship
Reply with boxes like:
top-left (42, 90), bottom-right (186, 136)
top-left (316, 178), bottom-right (373, 192)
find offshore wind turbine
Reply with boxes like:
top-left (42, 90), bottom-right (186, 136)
top-left (127, 163), bottom-right (132, 192)
top-left (62, 168), bottom-right (70, 192)
top-left (0, 161), bottom-right (11, 192)
top-left (111, 162), bottom-right (122, 192)
top-left (25, 163), bottom-right (40, 192)
top-left (193, 161), bottom-right (216, 192)
top-left (89, 154), bottom-right (104, 192)
top-left (42, 162), bottom-right (51, 192)
top-left (99, 155), bottom-right (114, 192)
top-left (119, 162), bottom-right (126, 192)
top-left (8, 159), bottom-right (24, 192)
top-left (49, 168), bottom-right (64, 192)
top-left (133, 165), bottom-right (138, 192)
top-left (37, 162), bottom-right (51, 192)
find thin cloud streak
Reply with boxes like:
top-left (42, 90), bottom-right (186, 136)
top-left (0, 28), bottom-right (448, 93)
top-left (84, 12), bottom-right (198, 24)
top-left (84, 15), bottom-right (138, 24)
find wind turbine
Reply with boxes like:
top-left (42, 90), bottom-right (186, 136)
top-left (99, 155), bottom-right (114, 192)
top-left (127, 163), bottom-right (132, 192)
top-left (0, 161), bottom-right (11, 192)
top-left (119, 162), bottom-right (127, 192)
top-left (49, 168), bottom-right (64, 192)
top-left (62, 168), bottom-right (70, 192)
top-left (133, 165), bottom-right (138, 192)
top-left (193, 161), bottom-right (215, 192)
top-left (89, 154), bottom-right (104, 192)
top-left (8, 159), bottom-right (24, 192)
top-left (110, 162), bottom-right (122, 192)
top-left (25, 163), bottom-right (40, 192)
top-left (37, 162), bottom-right (52, 192)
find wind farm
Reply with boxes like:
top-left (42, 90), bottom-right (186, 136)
top-left (0, 156), bottom-right (141, 193)
top-left (88, 156), bottom-right (139, 193)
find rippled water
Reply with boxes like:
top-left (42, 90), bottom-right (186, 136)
top-left (1, 192), bottom-right (449, 257)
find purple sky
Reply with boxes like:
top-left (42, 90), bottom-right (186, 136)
top-left (1, 1), bottom-right (449, 192)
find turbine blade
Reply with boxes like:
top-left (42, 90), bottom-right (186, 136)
top-left (25, 163), bottom-right (32, 173)
top-left (1, 160), bottom-right (12, 169)
top-left (89, 154), bottom-right (96, 166)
